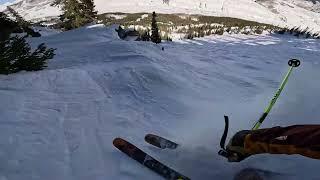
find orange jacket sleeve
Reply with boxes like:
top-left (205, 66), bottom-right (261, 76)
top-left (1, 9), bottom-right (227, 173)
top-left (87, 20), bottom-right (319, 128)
top-left (244, 125), bottom-right (320, 159)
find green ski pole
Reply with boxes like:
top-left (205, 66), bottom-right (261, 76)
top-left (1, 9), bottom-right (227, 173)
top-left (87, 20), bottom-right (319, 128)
top-left (252, 59), bottom-right (300, 130)
top-left (218, 59), bottom-right (301, 160)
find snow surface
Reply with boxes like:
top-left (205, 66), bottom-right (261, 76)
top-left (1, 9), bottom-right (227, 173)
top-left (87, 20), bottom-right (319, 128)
top-left (0, 0), bottom-right (19, 9)
top-left (1, 24), bottom-right (320, 180)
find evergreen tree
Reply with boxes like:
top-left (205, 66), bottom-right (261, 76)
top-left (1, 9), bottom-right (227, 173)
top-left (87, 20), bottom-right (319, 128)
top-left (141, 30), bottom-right (151, 41)
top-left (0, 13), bottom-right (55, 74)
top-left (151, 12), bottom-right (161, 44)
top-left (0, 36), bottom-right (55, 74)
top-left (163, 0), bottom-right (169, 5)
top-left (82, 0), bottom-right (97, 20)
top-left (6, 7), bottom-right (29, 28)
top-left (52, 0), bottom-right (97, 30)
top-left (6, 7), bottom-right (41, 37)
top-left (306, 32), bottom-right (311, 39)
top-left (64, 0), bottom-right (86, 29)
top-left (197, 27), bottom-right (205, 37)
top-left (0, 12), bottom-right (19, 41)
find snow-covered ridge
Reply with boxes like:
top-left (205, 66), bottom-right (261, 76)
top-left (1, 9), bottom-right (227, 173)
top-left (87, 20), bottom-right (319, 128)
top-left (1, 0), bottom-right (320, 31)
top-left (257, 0), bottom-right (320, 13)
top-left (255, 0), bottom-right (320, 31)
top-left (0, 0), bottom-right (61, 21)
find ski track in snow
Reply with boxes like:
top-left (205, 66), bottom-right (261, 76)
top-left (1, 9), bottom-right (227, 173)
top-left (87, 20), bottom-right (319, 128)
top-left (1, 24), bottom-right (320, 180)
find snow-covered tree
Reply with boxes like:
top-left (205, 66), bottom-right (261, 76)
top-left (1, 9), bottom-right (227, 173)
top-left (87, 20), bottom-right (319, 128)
top-left (163, 0), bottom-right (169, 5)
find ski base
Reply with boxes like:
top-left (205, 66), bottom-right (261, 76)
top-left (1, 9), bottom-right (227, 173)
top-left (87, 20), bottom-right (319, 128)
top-left (113, 138), bottom-right (190, 180)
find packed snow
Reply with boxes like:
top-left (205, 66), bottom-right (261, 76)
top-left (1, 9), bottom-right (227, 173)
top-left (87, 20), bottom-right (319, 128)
top-left (1, 24), bottom-right (320, 180)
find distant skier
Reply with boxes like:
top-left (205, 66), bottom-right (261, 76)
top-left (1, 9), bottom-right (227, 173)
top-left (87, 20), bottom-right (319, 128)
top-left (225, 125), bottom-right (320, 162)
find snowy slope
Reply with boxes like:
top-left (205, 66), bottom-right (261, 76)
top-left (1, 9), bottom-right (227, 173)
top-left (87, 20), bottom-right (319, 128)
top-left (0, 0), bottom-right (61, 21)
top-left (258, 0), bottom-right (320, 13)
top-left (94, 0), bottom-right (280, 25)
top-left (2, 0), bottom-right (320, 32)
top-left (256, 0), bottom-right (320, 31)
top-left (0, 0), bottom-right (17, 11)
top-left (1, 24), bottom-right (320, 180)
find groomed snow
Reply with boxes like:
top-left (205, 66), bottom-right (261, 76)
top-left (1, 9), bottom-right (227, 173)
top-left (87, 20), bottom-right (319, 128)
top-left (1, 24), bottom-right (320, 180)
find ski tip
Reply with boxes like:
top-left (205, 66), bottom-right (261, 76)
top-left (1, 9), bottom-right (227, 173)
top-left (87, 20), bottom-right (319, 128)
top-left (145, 133), bottom-right (155, 137)
top-left (144, 134), bottom-right (159, 144)
top-left (145, 134), bottom-right (179, 149)
top-left (113, 137), bottom-right (127, 147)
top-left (145, 134), bottom-right (163, 149)
top-left (113, 138), bottom-right (135, 153)
top-left (144, 134), bottom-right (155, 140)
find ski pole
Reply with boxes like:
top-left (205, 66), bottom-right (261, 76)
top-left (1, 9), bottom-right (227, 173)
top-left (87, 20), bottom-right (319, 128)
top-left (252, 59), bottom-right (300, 130)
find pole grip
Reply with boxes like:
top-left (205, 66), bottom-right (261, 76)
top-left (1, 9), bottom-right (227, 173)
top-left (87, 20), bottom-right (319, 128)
top-left (288, 59), bottom-right (300, 67)
top-left (220, 116), bottom-right (229, 149)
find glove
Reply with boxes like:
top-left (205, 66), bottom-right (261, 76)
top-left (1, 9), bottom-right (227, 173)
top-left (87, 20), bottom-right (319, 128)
top-left (226, 130), bottom-right (252, 162)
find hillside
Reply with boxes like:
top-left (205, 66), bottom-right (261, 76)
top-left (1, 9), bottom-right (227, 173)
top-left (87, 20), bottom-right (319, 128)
top-left (1, 0), bottom-right (320, 32)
